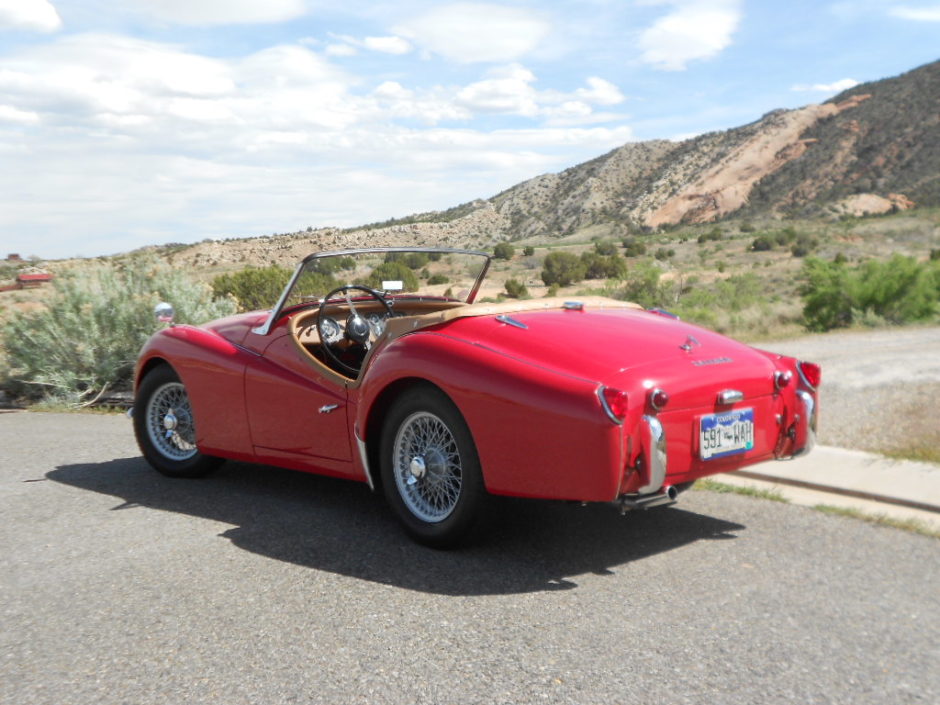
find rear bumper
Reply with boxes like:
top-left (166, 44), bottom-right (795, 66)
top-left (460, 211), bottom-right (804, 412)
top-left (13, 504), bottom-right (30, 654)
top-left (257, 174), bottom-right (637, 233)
top-left (786, 390), bottom-right (817, 460)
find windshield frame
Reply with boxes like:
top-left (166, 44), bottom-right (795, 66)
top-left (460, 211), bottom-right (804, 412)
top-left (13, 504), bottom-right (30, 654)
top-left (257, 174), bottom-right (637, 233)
top-left (251, 246), bottom-right (492, 336)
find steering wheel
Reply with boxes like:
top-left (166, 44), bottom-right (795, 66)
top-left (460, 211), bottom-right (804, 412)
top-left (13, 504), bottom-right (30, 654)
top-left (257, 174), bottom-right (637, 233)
top-left (317, 285), bottom-right (393, 377)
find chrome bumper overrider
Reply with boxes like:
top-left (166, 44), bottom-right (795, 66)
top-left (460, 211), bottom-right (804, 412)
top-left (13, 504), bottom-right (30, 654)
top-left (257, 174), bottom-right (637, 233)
top-left (617, 415), bottom-right (674, 513)
top-left (777, 390), bottom-right (817, 461)
top-left (637, 415), bottom-right (667, 494)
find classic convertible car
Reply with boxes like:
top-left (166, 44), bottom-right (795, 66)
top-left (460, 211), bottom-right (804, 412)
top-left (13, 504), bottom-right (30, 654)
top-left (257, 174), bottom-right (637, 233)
top-left (133, 247), bottom-right (819, 547)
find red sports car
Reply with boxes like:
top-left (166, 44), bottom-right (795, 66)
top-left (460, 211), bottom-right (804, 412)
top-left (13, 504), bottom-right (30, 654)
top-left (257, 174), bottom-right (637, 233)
top-left (133, 247), bottom-right (819, 547)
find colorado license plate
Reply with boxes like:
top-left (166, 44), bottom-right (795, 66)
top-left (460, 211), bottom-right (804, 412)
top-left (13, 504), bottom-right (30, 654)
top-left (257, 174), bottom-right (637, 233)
top-left (700, 408), bottom-right (754, 460)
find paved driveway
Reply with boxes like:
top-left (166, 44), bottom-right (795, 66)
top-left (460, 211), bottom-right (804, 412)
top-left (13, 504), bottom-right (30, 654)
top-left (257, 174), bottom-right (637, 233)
top-left (2, 411), bottom-right (938, 704)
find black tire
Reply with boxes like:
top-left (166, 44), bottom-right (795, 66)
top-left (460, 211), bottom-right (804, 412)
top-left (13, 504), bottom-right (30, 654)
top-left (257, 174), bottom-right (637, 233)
top-left (133, 365), bottom-right (222, 478)
top-left (379, 386), bottom-right (485, 548)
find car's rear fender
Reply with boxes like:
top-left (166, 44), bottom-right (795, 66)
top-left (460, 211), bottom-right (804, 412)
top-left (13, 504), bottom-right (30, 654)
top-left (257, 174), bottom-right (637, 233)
top-left (135, 326), bottom-right (256, 458)
top-left (359, 332), bottom-right (625, 502)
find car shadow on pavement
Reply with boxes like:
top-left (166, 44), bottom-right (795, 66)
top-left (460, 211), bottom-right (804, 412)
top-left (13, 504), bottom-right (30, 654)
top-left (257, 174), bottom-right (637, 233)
top-left (49, 457), bottom-right (744, 596)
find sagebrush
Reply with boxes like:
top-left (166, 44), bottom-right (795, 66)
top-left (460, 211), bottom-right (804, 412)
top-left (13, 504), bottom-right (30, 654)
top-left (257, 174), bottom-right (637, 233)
top-left (1, 258), bottom-right (236, 405)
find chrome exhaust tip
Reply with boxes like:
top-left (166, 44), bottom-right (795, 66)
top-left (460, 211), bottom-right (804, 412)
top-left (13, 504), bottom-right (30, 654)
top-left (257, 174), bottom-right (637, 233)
top-left (617, 485), bottom-right (678, 514)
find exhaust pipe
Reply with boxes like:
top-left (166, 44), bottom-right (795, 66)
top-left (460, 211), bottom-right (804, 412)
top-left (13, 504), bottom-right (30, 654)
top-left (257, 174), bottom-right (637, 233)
top-left (618, 485), bottom-right (678, 514)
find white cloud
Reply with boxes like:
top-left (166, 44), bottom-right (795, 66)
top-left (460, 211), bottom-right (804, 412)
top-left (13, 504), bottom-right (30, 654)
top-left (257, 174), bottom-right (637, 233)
top-left (638, 0), bottom-right (742, 71)
top-left (0, 32), bottom-right (637, 257)
top-left (890, 5), bottom-right (940, 20)
top-left (363, 36), bottom-right (413, 55)
top-left (792, 78), bottom-right (860, 93)
top-left (0, 104), bottom-right (40, 124)
top-left (132, 0), bottom-right (306, 26)
top-left (396, 3), bottom-right (551, 63)
top-left (0, 0), bottom-right (62, 33)
top-left (325, 33), bottom-right (413, 56)
top-left (575, 77), bottom-right (625, 106)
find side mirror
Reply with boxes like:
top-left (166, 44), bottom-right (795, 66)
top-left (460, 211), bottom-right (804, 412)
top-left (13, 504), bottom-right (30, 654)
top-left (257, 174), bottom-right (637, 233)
top-left (154, 302), bottom-right (175, 325)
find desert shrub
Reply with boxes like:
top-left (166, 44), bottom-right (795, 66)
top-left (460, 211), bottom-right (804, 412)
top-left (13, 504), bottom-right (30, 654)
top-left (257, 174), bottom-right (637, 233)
top-left (427, 274), bottom-right (449, 285)
top-left (622, 238), bottom-right (647, 257)
top-left (493, 242), bottom-right (515, 260)
top-left (800, 255), bottom-right (939, 331)
top-left (366, 262), bottom-right (419, 292)
top-left (580, 252), bottom-right (627, 280)
top-left (594, 241), bottom-right (618, 256)
top-left (739, 222), bottom-right (756, 233)
top-left (654, 247), bottom-right (675, 261)
top-left (930, 248), bottom-right (940, 261)
top-left (212, 265), bottom-right (293, 312)
top-left (523, 246), bottom-right (535, 257)
top-left (504, 279), bottom-right (528, 298)
top-left (611, 261), bottom-right (665, 308)
top-left (790, 234), bottom-right (818, 258)
top-left (697, 227), bottom-right (723, 244)
top-left (751, 235), bottom-right (774, 251)
top-left (541, 251), bottom-right (586, 286)
top-left (384, 252), bottom-right (429, 269)
top-left (1, 257), bottom-right (236, 405)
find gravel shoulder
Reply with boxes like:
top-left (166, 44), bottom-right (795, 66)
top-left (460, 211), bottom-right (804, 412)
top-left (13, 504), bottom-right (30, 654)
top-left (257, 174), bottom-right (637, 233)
top-left (758, 325), bottom-right (940, 458)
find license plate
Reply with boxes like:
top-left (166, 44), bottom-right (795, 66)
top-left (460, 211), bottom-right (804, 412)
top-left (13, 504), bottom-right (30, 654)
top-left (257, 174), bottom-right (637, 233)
top-left (700, 408), bottom-right (754, 460)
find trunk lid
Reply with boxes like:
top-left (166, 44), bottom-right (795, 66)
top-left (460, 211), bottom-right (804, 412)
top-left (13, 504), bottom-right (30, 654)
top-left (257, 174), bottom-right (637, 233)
top-left (440, 306), bottom-right (776, 409)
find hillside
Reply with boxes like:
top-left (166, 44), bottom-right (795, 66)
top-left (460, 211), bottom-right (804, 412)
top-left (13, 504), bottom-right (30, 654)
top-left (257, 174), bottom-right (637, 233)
top-left (31, 58), bottom-right (940, 273)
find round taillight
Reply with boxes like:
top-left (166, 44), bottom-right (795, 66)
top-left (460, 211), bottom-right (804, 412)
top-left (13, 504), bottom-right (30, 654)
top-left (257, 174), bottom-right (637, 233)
top-left (774, 370), bottom-right (792, 390)
top-left (600, 387), bottom-right (629, 423)
top-left (649, 388), bottom-right (669, 410)
top-left (798, 361), bottom-right (821, 389)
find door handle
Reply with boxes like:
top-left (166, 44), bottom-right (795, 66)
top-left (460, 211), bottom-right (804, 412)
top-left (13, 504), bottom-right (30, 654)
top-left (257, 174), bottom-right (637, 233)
top-left (318, 404), bottom-right (340, 414)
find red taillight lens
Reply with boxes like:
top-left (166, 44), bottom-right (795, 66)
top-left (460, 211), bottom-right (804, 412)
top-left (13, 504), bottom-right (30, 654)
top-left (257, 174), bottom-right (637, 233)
top-left (798, 361), bottom-right (821, 389)
top-left (649, 388), bottom-right (669, 410)
top-left (600, 387), bottom-right (629, 423)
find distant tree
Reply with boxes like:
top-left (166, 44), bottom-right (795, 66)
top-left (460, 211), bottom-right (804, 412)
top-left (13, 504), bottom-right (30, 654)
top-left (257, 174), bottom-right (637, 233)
top-left (751, 235), bottom-right (774, 251)
top-left (212, 265), bottom-right (293, 312)
top-left (504, 278), bottom-right (528, 298)
top-left (523, 246), bottom-right (535, 257)
top-left (493, 242), bottom-right (515, 260)
top-left (541, 251), bottom-right (585, 286)
top-left (367, 262), bottom-right (419, 291)
top-left (594, 241), bottom-right (618, 256)
top-left (580, 252), bottom-right (627, 279)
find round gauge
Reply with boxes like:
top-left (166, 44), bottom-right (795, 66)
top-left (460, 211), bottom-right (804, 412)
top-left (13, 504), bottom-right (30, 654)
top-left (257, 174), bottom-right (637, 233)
top-left (319, 316), bottom-right (342, 343)
top-left (367, 312), bottom-right (387, 336)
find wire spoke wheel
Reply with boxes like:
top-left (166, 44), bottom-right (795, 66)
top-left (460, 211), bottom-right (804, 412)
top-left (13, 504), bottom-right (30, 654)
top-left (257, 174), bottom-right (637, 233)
top-left (393, 411), bottom-right (463, 523)
top-left (380, 387), bottom-right (485, 547)
top-left (133, 365), bottom-right (220, 478)
top-left (145, 381), bottom-right (198, 461)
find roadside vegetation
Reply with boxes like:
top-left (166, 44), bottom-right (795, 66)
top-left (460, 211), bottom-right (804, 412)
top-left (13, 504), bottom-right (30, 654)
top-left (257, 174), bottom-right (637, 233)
top-left (0, 257), bottom-right (235, 407)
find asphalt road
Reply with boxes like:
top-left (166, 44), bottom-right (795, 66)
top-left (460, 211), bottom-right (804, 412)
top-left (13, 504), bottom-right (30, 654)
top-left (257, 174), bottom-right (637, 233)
top-left (2, 411), bottom-right (938, 705)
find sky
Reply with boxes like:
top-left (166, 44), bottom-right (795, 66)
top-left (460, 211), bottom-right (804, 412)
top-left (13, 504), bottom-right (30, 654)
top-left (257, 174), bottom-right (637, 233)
top-left (0, 1), bottom-right (938, 259)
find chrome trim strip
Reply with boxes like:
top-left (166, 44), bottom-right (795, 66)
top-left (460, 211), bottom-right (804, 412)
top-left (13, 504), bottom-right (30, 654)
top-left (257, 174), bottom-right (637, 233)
top-left (355, 432), bottom-right (375, 491)
top-left (597, 386), bottom-right (624, 425)
top-left (717, 389), bottom-right (744, 405)
top-left (637, 415), bottom-right (667, 494)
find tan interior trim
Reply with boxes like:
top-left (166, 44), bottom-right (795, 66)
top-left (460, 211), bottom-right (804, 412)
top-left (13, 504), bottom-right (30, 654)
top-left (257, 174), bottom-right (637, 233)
top-left (289, 296), bottom-right (642, 387)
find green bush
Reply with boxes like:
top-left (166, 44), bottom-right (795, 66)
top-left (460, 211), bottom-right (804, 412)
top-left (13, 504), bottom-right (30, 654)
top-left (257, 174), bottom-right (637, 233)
top-left (594, 241), bottom-right (618, 256)
top-left (366, 262), bottom-right (419, 292)
top-left (493, 242), bottom-right (515, 260)
top-left (384, 252), bottom-right (429, 269)
top-left (751, 235), bottom-right (774, 251)
top-left (427, 274), bottom-right (449, 285)
top-left (580, 252), bottom-right (627, 280)
top-left (622, 238), bottom-right (647, 257)
top-left (504, 279), bottom-right (528, 298)
top-left (523, 246), bottom-right (535, 257)
top-left (541, 251), bottom-right (585, 286)
top-left (611, 261), bottom-right (665, 308)
top-left (1, 258), bottom-right (236, 405)
top-left (212, 265), bottom-right (293, 312)
top-left (800, 255), bottom-right (939, 331)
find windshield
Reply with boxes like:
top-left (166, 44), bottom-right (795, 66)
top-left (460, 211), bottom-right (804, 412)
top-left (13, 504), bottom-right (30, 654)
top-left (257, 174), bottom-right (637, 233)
top-left (256, 247), bottom-right (491, 334)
